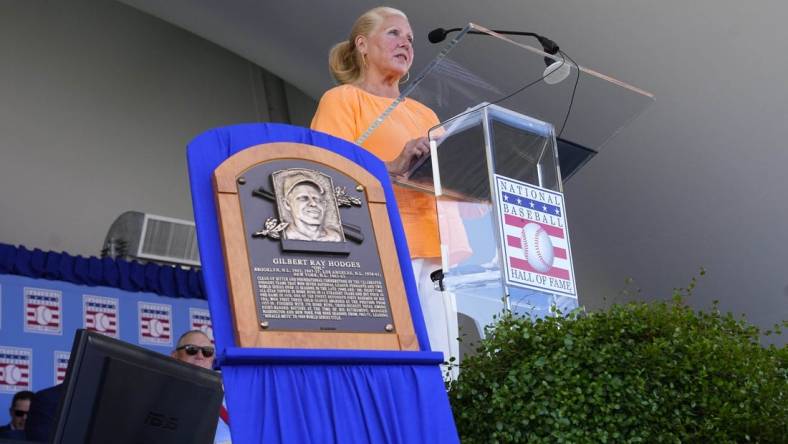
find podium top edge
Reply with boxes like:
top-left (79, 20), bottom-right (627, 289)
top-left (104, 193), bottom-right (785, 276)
top-left (217, 347), bottom-right (445, 366)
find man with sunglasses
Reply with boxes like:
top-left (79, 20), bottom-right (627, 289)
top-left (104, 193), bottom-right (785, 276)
top-left (172, 330), bottom-right (216, 370)
top-left (0, 390), bottom-right (33, 439)
top-left (171, 330), bottom-right (231, 444)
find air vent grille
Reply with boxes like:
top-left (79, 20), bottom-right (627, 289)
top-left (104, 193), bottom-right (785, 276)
top-left (138, 215), bottom-right (200, 266)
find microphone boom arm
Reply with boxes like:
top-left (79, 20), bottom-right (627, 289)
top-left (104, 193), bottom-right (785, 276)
top-left (429, 27), bottom-right (559, 54)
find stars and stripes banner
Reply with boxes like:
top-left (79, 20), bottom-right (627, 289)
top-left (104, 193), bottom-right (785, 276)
top-left (0, 347), bottom-right (32, 393)
top-left (494, 175), bottom-right (577, 298)
top-left (24, 287), bottom-right (63, 335)
top-left (83, 295), bottom-right (119, 338)
top-left (189, 308), bottom-right (213, 343)
top-left (54, 351), bottom-right (70, 385)
top-left (138, 302), bottom-right (173, 346)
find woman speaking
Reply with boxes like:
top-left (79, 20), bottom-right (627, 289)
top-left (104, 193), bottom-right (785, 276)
top-left (311, 6), bottom-right (460, 370)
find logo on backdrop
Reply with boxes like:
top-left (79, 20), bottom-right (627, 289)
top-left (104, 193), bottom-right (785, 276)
top-left (24, 287), bottom-right (63, 335)
top-left (189, 308), bottom-right (213, 343)
top-left (0, 346), bottom-right (32, 393)
top-left (494, 175), bottom-right (576, 298)
top-left (83, 295), bottom-right (119, 338)
top-left (54, 351), bottom-right (70, 385)
top-left (138, 302), bottom-right (173, 346)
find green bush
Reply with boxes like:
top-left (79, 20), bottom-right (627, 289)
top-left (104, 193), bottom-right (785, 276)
top-left (448, 280), bottom-right (787, 443)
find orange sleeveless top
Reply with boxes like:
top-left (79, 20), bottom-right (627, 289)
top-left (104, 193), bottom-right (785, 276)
top-left (310, 84), bottom-right (441, 258)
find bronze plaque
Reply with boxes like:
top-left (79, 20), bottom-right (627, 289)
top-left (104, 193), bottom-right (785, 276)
top-left (213, 142), bottom-right (418, 351)
top-left (238, 159), bottom-right (393, 333)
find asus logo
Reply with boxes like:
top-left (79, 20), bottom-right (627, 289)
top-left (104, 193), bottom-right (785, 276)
top-left (144, 411), bottom-right (178, 430)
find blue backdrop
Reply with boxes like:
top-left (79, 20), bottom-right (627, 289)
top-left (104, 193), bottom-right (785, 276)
top-left (0, 258), bottom-right (211, 426)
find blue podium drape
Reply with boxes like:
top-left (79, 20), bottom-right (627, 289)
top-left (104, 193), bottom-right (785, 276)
top-left (222, 361), bottom-right (451, 443)
top-left (187, 123), bottom-right (458, 443)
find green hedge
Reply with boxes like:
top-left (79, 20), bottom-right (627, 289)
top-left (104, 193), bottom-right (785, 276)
top-left (448, 282), bottom-right (787, 443)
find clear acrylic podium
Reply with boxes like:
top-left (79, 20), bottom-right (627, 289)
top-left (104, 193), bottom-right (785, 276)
top-left (360, 24), bottom-right (654, 345)
top-left (405, 103), bottom-right (574, 327)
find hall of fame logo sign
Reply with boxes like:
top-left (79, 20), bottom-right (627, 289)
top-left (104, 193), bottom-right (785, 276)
top-left (83, 295), bottom-right (119, 338)
top-left (54, 351), bottom-right (70, 385)
top-left (138, 302), bottom-right (172, 346)
top-left (494, 175), bottom-right (577, 298)
top-left (189, 308), bottom-right (213, 343)
top-left (24, 287), bottom-right (63, 335)
top-left (0, 346), bottom-right (32, 393)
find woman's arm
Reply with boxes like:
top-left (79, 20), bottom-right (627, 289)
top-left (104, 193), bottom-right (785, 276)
top-left (386, 136), bottom-right (430, 175)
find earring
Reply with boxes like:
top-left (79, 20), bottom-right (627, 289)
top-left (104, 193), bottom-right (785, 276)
top-left (399, 71), bottom-right (410, 84)
top-left (361, 53), bottom-right (367, 69)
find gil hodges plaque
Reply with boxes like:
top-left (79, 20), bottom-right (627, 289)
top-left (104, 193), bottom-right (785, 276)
top-left (212, 142), bottom-right (418, 351)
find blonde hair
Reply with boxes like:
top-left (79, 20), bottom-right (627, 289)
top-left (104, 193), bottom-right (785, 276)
top-left (328, 6), bottom-right (408, 85)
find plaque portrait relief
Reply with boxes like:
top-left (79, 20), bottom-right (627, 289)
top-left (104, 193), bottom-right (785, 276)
top-left (212, 142), bottom-right (419, 351)
top-left (273, 169), bottom-right (344, 242)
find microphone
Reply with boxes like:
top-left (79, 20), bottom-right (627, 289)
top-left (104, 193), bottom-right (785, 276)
top-left (427, 27), bottom-right (570, 84)
top-left (427, 27), bottom-right (461, 44)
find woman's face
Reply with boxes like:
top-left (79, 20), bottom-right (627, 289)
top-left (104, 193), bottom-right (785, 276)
top-left (359, 14), bottom-right (414, 79)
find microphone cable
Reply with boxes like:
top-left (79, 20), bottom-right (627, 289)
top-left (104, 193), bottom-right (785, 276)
top-left (555, 50), bottom-right (579, 140)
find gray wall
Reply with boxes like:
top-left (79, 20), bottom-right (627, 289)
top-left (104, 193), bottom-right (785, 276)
top-left (0, 0), bottom-right (315, 257)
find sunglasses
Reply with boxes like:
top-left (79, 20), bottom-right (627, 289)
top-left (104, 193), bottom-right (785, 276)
top-left (176, 344), bottom-right (215, 358)
top-left (14, 410), bottom-right (29, 418)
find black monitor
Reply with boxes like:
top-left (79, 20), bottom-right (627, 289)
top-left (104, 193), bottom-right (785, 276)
top-left (51, 329), bottom-right (223, 444)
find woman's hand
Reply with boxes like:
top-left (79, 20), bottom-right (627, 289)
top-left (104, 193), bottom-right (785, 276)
top-left (386, 137), bottom-right (430, 175)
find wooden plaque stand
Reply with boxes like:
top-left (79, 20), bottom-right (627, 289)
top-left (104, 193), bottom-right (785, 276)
top-left (213, 142), bottom-right (418, 351)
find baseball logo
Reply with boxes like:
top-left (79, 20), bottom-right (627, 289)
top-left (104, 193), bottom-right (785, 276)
top-left (4, 365), bottom-right (22, 385)
top-left (35, 305), bottom-right (53, 325)
top-left (24, 288), bottom-right (62, 335)
top-left (0, 347), bottom-right (32, 391)
top-left (138, 302), bottom-right (172, 345)
top-left (83, 295), bottom-right (119, 337)
top-left (94, 312), bottom-right (108, 332)
top-left (522, 223), bottom-right (554, 273)
top-left (149, 318), bottom-right (163, 338)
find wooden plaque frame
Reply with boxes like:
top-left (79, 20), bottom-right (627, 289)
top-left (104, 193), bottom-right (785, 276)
top-left (213, 142), bottom-right (419, 351)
